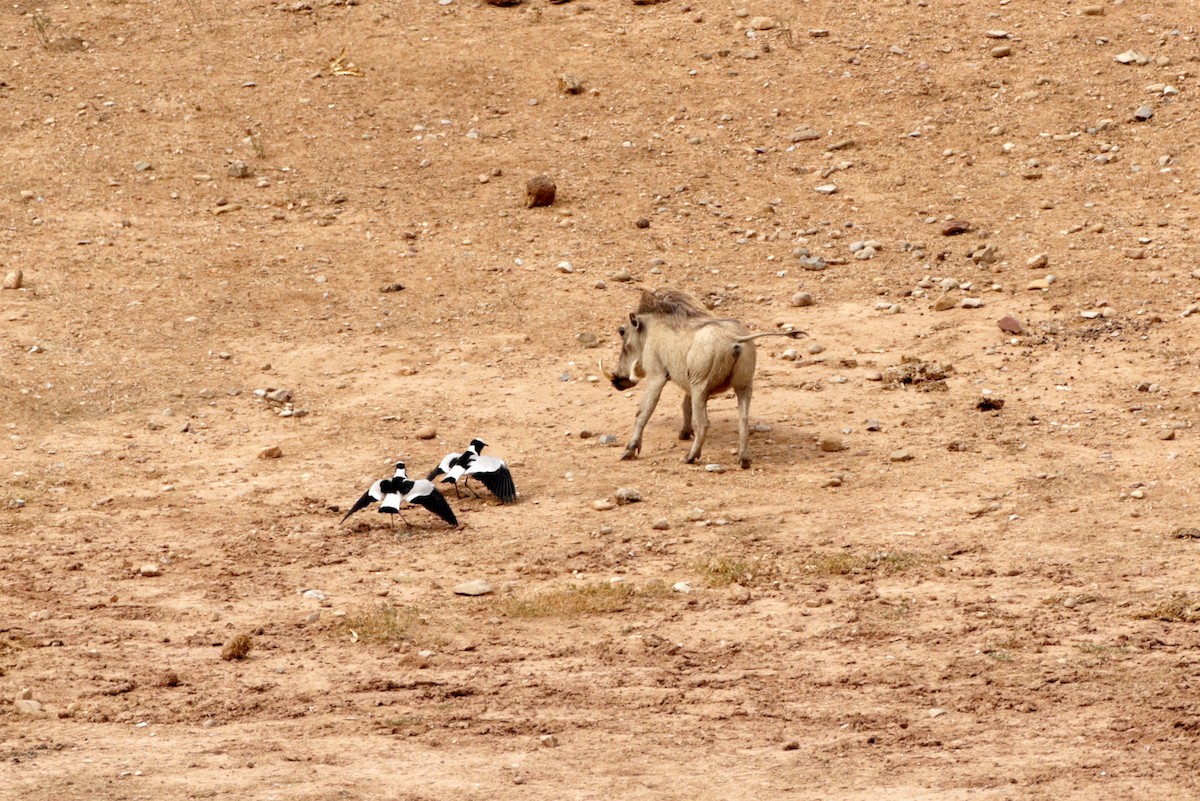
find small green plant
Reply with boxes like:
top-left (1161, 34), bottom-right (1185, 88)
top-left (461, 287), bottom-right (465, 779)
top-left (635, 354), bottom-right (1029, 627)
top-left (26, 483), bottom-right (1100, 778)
top-left (31, 14), bottom-right (51, 48)
top-left (694, 554), bottom-right (779, 588)
top-left (344, 604), bottom-right (420, 643)
top-left (806, 550), bottom-right (928, 577)
top-left (496, 582), bottom-right (670, 618)
top-left (1135, 593), bottom-right (1200, 623)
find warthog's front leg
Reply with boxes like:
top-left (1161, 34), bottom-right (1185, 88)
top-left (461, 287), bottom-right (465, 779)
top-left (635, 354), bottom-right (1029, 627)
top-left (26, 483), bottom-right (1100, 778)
top-left (736, 383), bottom-right (753, 469)
top-left (684, 389), bottom-right (711, 464)
top-left (622, 374), bottom-right (670, 460)
top-left (679, 391), bottom-right (694, 440)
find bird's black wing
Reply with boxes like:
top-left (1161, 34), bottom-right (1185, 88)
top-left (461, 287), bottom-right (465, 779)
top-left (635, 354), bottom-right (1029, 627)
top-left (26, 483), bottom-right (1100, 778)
top-left (341, 479), bottom-right (384, 523)
top-left (476, 464), bottom-right (518, 504)
top-left (409, 484), bottom-right (458, 527)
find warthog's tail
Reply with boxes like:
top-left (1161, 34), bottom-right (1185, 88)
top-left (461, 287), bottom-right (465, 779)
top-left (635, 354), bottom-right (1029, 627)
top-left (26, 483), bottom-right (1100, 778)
top-left (734, 330), bottom-right (807, 343)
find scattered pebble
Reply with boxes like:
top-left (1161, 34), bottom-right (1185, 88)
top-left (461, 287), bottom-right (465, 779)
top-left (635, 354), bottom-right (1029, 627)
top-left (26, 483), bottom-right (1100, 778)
top-left (791, 292), bottom-right (814, 307)
top-left (258, 445), bottom-right (283, 459)
top-left (2, 270), bottom-right (23, 290)
top-left (997, 314), bottom-right (1024, 334)
top-left (889, 449), bottom-right (914, 462)
top-left (652, 518), bottom-right (671, 530)
top-left (414, 425), bottom-right (437, 440)
top-left (705, 464), bottom-right (726, 473)
top-left (940, 219), bottom-right (971, 236)
top-left (1133, 105), bottom-right (1154, 122)
top-left (672, 581), bottom-right (691, 593)
top-left (1027, 253), bottom-right (1048, 269)
top-left (616, 487), bottom-right (643, 504)
top-left (728, 583), bottom-right (751, 603)
top-left (814, 184), bottom-right (838, 195)
top-left (139, 563), bottom-right (162, 577)
top-left (819, 437), bottom-right (845, 452)
top-left (525, 174), bottom-right (556, 208)
top-left (227, 160), bottom-right (250, 178)
top-left (592, 498), bottom-right (616, 512)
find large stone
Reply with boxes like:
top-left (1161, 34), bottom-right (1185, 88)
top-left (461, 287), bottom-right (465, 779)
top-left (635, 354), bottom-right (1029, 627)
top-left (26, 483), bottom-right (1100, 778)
top-left (2, 270), bottom-right (22, 290)
top-left (525, 174), bottom-right (556, 208)
top-left (453, 580), bottom-right (493, 596)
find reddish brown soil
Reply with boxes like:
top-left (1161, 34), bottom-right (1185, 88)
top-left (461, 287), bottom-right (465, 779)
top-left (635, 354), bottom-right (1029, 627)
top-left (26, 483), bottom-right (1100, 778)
top-left (3, 1), bottom-right (1200, 798)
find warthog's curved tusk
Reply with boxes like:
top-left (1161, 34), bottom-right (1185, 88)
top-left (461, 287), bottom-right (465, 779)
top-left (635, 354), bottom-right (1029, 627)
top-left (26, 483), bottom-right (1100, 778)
top-left (598, 356), bottom-right (615, 381)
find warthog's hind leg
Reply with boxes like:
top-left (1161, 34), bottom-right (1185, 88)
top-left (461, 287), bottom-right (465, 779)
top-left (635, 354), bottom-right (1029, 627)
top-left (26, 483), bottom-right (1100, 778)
top-left (679, 392), bottom-right (694, 440)
top-left (622, 375), bottom-right (670, 460)
top-left (736, 383), bottom-right (753, 469)
top-left (684, 389), bottom-right (710, 464)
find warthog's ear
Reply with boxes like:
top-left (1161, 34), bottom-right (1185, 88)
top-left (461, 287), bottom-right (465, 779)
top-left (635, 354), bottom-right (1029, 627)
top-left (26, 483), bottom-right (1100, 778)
top-left (629, 312), bottom-right (640, 329)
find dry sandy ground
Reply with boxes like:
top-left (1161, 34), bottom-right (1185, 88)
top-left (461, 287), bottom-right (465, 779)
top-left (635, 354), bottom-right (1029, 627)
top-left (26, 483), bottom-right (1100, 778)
top-left (3, 1), bottom-right (1200, 798)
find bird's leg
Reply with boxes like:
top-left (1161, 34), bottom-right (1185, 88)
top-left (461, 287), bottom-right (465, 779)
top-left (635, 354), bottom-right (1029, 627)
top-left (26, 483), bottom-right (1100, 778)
top-left (464, 479), bottom-right (481, 499)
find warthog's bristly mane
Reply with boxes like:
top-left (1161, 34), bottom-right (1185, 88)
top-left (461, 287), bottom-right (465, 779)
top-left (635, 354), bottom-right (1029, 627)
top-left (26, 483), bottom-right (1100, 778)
top-left (635, 289), bottom-right (711, 320)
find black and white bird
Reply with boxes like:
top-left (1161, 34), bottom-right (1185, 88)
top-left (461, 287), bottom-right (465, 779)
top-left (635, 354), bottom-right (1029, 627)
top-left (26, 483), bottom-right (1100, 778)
top-left (396, 474), bottom-right (459, 528)
top-left (426, 450), bottom-right (463, 496)
top-left (342, 462), bottom-right (458, 527)
top-left (342, 462), bottom-right (409, 526)
top-left (451, 447), bottom-right (518, 504)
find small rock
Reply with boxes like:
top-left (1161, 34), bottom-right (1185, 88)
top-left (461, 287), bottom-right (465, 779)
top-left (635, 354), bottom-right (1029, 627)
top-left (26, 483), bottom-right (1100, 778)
top-left (798, 256), bottom-right (826, 271)
top-left (728, 583), bottom-right (751, 604)
top-left (592, 498), bottom-right (616, 511)
top-left (1026, 279), bottom-right (1052, 291)
top-left (556, 261), bottom-right (574, 273)
top-left (781, 348), bottom-right (798, 361)
top-left (266, 388), bottom-right (292, 403)
top-left (990, 45), bottom-right (1012, 58)
top-left (814, 184), bottom-right (838, 195)
top-left (652, 518), bottom-right (671, 530)
top-left (704, 463), bottom-right (726, 473)
top-left (616, 487), bottom-right (643, 504)
top-left (997, 314), bottom-right (1024, 334)
top-left (749, 16), bottom-right (776, 30)
top-left (790, 291), bottom-right (814, 307)
top-left (140, 563), bottom-right (162, 577)
top-left (2, 270), bottom-right (23, 290)
top-left (227, 160), bottom-right (250, 178)
top-left (865, 372), bottom-right (883, 382)
top-left (525, 174), bottom-right (556, 208)
top-left (558, 74), bottom-right (584, 94)
top-left (960, 297), bottom-right (984, 309)
top-left (598, 434), bottom-right (618, 446)
top-left (819, 437), bottom-right (845, 452)
top-left (539, 734), bottom-right (560, 747)
top-left (453, 580), bottom-right (493, 597)
top-left (940, 219), bottom-right (971, 236)
top-left (1115, 50), bottom-right (1149, 65)
top-left (1079, 4), bottom-right (1103, 15)
top-left (890, 449), bottom-right (914, 462)
top-left (672, 581), bottom-right (691, 593)
top-left (1123, 248), bottom-right (1147, 260)
top-left (258, 445), bottom-right (283, 459)
top-left (865, 419), bottom-right (882, 431)
top-left (933, 293), bottom-right (958, 311)
top-left (134, 160), bottom-right (153, 172)
top-left (634, 217), bottom-right (650, 229)
top-left (414, 425), bottom-right (437, 440)
top-left (928, 708), bottom-right (946, 718)
top-left (1027, 253), bottom-right (1048, 269)
top-left (611, 269), bottom-right (633, 282)
top-left (1133, 105), bottom-right (1154, 122)
top-left (576, 332), bottom-right (598, 348)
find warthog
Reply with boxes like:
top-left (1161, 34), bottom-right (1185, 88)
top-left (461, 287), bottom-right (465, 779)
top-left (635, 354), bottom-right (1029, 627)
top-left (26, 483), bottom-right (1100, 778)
top-left (601, 288), bottom-right (803, 469)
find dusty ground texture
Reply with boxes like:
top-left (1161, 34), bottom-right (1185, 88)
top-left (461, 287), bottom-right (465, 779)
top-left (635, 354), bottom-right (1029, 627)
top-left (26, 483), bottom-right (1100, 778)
top-left (3, 0), bottom-right (1200, 798)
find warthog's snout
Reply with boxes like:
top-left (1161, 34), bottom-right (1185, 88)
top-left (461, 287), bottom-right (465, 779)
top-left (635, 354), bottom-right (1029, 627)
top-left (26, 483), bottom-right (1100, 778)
top-left (600, 356), bottom-right (637, 391)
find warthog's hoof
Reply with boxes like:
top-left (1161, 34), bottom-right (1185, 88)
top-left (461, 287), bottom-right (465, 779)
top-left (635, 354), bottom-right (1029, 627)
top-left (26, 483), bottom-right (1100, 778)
top-left (740, 458), bottom-right (752, 470)
top-left (620, 449), bottom-right (638, 461)
top-left (684, 455), bottom-right (697, 464)
top-left (679, 431), bottom-right (694, 441)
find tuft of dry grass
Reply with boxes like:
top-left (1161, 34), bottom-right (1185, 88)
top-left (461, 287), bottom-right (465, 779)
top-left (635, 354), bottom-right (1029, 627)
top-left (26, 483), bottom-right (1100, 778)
top-left (343, 604), bottom-right (420, 643)
top-left (1135, 593), bottom-right (1200, 623)
top-left (805, 550), bottom-right (928, 577)
top-left (693, 554), bottom-right (779, 588)
top-left (496, 581), bottom-right (671, 618)
top-left (220, 633), bottom-right (253, 661)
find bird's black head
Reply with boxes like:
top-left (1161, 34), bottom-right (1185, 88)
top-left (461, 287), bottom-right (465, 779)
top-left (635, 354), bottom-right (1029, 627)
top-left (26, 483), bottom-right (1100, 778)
top-left (469, 438), bottom-right (486, 454)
